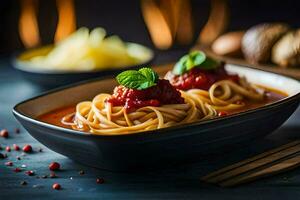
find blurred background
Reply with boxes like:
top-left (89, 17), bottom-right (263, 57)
top-left (2, 0), bottom-right (300, 62)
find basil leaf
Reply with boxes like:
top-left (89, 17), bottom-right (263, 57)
top-left (116, 68), bottom-right (159, 90)
top-left (185, 57), bottom-right (195, 70)
top-left (172, 51), bottom-right (219, 75)
top-left (138, 81), bottom-right (156, 90)
top-left (173, 55), bottom-right (188, 75)
top-left (139, 68), bottom-right (158, 83)
top-left (116, 70), bottom-right (146, 88)
top-left (191, 51), bottom-right (206, 67)
top-left (199, 57), bottom-right (220, 70)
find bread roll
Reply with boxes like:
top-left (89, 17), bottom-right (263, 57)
top-left (242, 23), bottom-right (289, 64)
top-left (212, 31), bottom-right (245, 57)
top-left (272, 30), bottom-right (300, 67)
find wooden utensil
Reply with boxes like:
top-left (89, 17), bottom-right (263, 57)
top-left (201, 140), bottom-right (300, 187)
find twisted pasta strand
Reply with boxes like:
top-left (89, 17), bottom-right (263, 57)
top-left (62, 79), bottom-right (264, 135)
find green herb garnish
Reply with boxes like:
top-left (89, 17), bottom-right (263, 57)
top-left (172, 51), bottom-right (220, 75)
top-left (116, 67), bottom-right (159, 90)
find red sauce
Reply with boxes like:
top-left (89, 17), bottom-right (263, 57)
top-left (106, 79), bottom-right (184, 111)
top-left (38, 90), bottom-right (287, 129)
top-left (165, 65), bottom-right (240, 90)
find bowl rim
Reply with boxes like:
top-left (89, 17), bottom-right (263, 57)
top-left (13, 63), bottom-right (300, 139)
top-left (12, 42), bottom-right (155, 74)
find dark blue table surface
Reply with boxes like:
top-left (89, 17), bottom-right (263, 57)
top-left (1, 58), bottom-right (300, 200)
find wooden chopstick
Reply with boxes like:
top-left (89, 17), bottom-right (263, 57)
top-left (201, 140), bottom-right (300, 181)
top-left (207, 144), bottom-right (300, 183)
top-left (201, 140), bottom-right (300, 187)
top-left (220, 154), bottom-right (300, 187)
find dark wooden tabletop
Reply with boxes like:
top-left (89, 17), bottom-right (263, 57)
top-left (1, 58), bottom-right (300, 200)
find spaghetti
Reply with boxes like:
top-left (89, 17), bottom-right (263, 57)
top-left (184, 78), bottom-right (264, 112)
top-left (60, 52), bottom-right (268, 135)
top-left (62, 92), bottom-right (217, 135)
top-left (61, 77), bottom-right (264, 135)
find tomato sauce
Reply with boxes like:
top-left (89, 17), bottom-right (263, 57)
top-left (39, 89), bottom-right (287, 129)
top-left (40, 106), bottom-right (75, 129)
top-left (107, 79), bottom-right (184, 111)
top-left (165, 65), bottom-right (240, 90)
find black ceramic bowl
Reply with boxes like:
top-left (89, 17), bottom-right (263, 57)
top-left (13, 64), bottom-right (300, 171)
top-left (12, 44), bottom-right (154, 88)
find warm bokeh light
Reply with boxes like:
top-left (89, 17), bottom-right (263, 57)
top-left (198, 0), bottom-right (229, 45)
top-left (19, 0), bottom-right (40, 48)
top-left (141, 0), bottom-right (194, 49)
top-left (141, 0), bottom-right (173, 50)
top-left (175, 0), bottom-right (194, 45)
top-left (54, 0), bottom-right (76, 43)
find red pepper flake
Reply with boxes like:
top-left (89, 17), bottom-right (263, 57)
top-left (15, 128), bottom-right (20, 134)
top-left (0, 129), bottom-right (9, 138)
top-left (25, 170), bottom-right (35, 176)
top-left (79, 170), bottom-right (85, 175)
top-left (13, 144), bottom-right (20, 151)
top-left (20, 181), bottom-right (27, 185)
top-left (5, 146), bottom-right (11, 152)
top-left (218, 111), bottom-right (228, 117)
top-left (96, 178), bottom-right (104, 184)
top-left (49, 162), bottom-right (60, 171)
top-left (50, 172), bottom-right (57, 178)
top-left (14, 168), bottom-right (22, 172)
top-left (5, 161), bottom-right (13, 166)
top-left (22, 145), bottom-right (32, 153)
top-left (52, 183), bottom-right (61, 190)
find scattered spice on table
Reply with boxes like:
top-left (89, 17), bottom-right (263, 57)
top-left (96, 178), bottom-right (105, 184)
top-left (0, 127), bottom-right (109, 191)
top-left (13, 144), bottom-right (20, 151)
top-left (52, 183), bottom-right (61, 190)
top-left (49, 162), bottom-right (60, 171)
top-left (0, 129), bottom-right (9, 138)
top-left (5, 161), bottom-right (13, 166)
top-left (6, 146), bottom-right (11, 152)
top-left (22, 144), bottom-right (32, 153)
top-left (25, 170), bottom-right (35, 176)
top-left (14, 168), bottom-right (22, 172)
